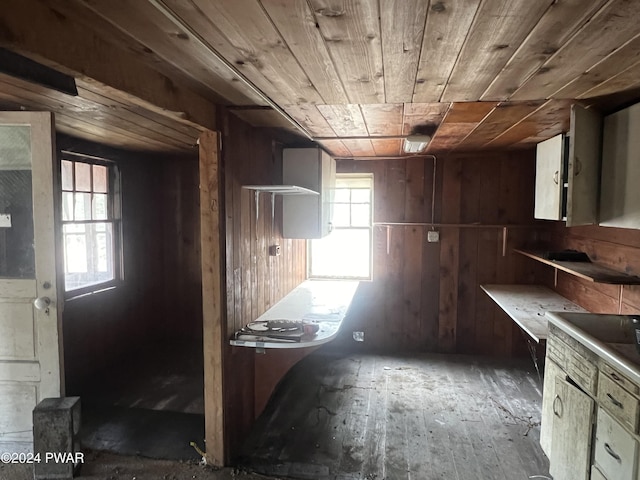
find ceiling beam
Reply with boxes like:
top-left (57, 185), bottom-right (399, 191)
top-left (0, 0), bottom-right (217, 131)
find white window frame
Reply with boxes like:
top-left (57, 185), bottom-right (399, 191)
top-left (308, 173), bottom-right (373, 280)
top-left (60, 151), bottom-right (123, 298)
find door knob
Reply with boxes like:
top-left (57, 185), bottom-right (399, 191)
top-left (33, 297), bottom-right (51, 310)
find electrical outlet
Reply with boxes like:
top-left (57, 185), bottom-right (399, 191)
top-left (269, 245), bottom-right (281, 256)
top-left (427, 230), bottom-right (440, 243)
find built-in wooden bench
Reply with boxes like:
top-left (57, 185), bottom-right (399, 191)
top-left (481, 284), bottom-right (588, 343)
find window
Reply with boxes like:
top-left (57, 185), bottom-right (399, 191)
top-left (309, 174), bottom-right (373, 279)
top-left (60, 153), bottom-right (122, 295)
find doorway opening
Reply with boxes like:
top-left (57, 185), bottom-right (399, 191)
top-left (59, 138), bottom-right (204, 460)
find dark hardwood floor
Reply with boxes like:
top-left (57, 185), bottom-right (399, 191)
top-left (240, 349), bottom-right (550, 480)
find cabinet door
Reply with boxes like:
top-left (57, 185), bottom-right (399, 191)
top-left (540, 358), bottom-right (564, 458)
top-left (600, 102), bottom-right (640, 229)
top-left (549, 377), bottom-right (594, 480)
top-left (535, 134), bottom-right (564, 220)
top-left (567, 104), bottom-right (602, 226)
top-left (319, 149), bottom-right (336, 237)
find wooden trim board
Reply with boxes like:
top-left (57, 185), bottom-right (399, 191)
top-left (199, 130), bottom-right (224, 466)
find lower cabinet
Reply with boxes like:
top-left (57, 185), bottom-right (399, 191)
top-left (542, 326), bottom-right (640, 479)
top-left (594, 407), bottom-right (638, 480)
top-left (549, 377), bottom-right (595, 480)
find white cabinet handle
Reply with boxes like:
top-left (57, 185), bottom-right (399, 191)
top-left (553, 171), bottom-right (559, 185)
top-left (606, 392), bottom-right (624, 409)
top-left (604, 443), bottom-right (621, 463)
top-left (552, 394), bottom-right (562, 417)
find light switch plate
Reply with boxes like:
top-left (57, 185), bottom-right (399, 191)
top-left (0, 214), bottom-right (11, 228)
top-left (427, 230), bottom-right (439, 243)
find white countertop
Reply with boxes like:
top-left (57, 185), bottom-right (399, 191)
top-left (547, 311), bottom-right (640, 385)
top-left (230, 279), bottom-right (359, 349)
top-left (481, 284), bottom-right (587, 342)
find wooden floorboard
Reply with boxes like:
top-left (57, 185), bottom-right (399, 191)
top-left (240, 349), bottom-right (550, 480)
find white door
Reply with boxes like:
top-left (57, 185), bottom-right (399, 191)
top-left (0, 112), bottom-right (63, 453)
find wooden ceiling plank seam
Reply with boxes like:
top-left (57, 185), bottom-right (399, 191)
top-left (75, 86), bottom-right (201, 144)
top-left (481, 99), bottom-right (567, 148)
top-left (185, 0), bottom-right (325, 106)
top-left (555, 31), bottom-right (640, 100)
top-left (0, 0), bottom-right (218, 131)
top-left (441, 0), bottom-right (554, 102)
top-left (413, 0), bottom-right (482, 103)
top-left (161, 0), bottom-right (294, 106)
top-left (309, 0), bottom-right (385, 104)
top-left (480, 0), bottom-right (609, 101)
top-left (76, 82), bottom-right (204, 140)
top-left (284, 104), bottom-right (340, 137)
top-left (74, 0), bottom-right (266, 106)
top-left (578, 60), bottom-right (640, 100)
top-left (440, 102), bottom-right (501, 152)
top-left (0, 90), bottom-right (186, 152)
top-left (359, 103), bottom-right (404, 136)
top-left (379, 0), bottom-right (429, 103)
top-left (0, 74), bottom-right (194, 150)
top-left (340, 138), bottom-right (376, 157)
top-left (425, 101), bottom-right (455, 148)
top-left (150, 0), bottom-right (317, 138)
top-left (454, 101), bottom-right (546, 150)
top-left (316, 104), bottom-right (369, 137)
top-left (510, 0), bottom-right (640, 101)
top-left (259, 0), bottom-right (350, 104)
top-left (316, 138), bottom-right (352, 157)
top-left (53, 110), bottom-right (187, 152)
top-left (370, 138), bottom-right (401, 157)
top-left (402, 102), bottom-right (449, 137)
top-left (46, 0), bottom-right (234, 106)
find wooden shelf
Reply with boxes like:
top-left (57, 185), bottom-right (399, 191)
top-left (481, 284), bottom-right (587, 342)
top-left (242, 185), bottom-right (319, 195)
top-left (515, 249), bottom-right (640, 285)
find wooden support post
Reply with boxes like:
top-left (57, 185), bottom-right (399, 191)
top-left (199, 130), bottom-right (225, 466)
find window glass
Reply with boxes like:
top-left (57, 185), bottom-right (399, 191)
top-left (61, 156), bottom-right (121, 294)
top-left (93, 165), bottom-right (108, 193)
top-left (61, 160), bottom-right (73, 191)
top-left (309, 174), bottom-right (373, 280)
top-left (75, 162), bottom-right (91, 192)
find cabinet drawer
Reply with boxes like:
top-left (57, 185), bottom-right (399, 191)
top-left (546, 336), bottom-right (566, 366)
top-left (547, 333), bottom-right (597, 394)
top-left (566, 347), bottom-right (598, 395)
top-left (595, 408), bottom-right (638, 480)
top-left (598, 372), bottom-right (639, 432)
top-left (602, 363), bottom-right (639, 395)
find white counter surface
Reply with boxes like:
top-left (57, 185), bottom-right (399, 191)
top-left (230, 279), bottom-right (359, 349)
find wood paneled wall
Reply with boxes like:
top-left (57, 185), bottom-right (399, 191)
top-left (332, 151), bottom-right (540, 356)
top-left (543, 224), bottom-right (640, 314)
top-left (220, 111), bottom-right (307, 460)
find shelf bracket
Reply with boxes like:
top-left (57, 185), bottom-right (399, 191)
top-left (271, 192), bottom-right (276, 232)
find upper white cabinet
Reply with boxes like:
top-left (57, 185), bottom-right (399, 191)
top-left (282, 147), bottom-right (336, 239)
top-left (600, 102), bottom-right (640, 229)
top-left (534, 105), bottom-right (602, 226)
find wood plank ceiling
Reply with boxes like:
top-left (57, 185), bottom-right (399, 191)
top-left (3, 0), bottom-right (640, 157)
